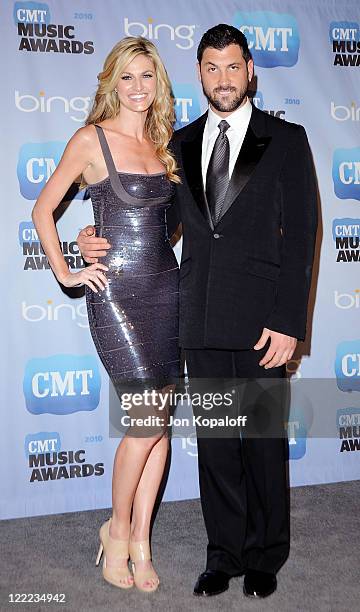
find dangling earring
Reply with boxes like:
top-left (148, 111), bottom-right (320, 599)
top-left (114, 88), bottom-right (118, 93)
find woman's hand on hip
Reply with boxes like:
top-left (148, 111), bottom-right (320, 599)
top-left (59, 262), bottom-right (109, 293)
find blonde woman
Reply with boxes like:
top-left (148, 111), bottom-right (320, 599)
top-left (32, 37), bottom-right (180, 593)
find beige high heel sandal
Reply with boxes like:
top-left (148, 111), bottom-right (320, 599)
top-left (95, 518), bottom-right (133, 589)
top-left (129, 540), bottom-right (160, 593)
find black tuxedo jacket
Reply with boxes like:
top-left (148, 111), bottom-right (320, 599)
top-left (167, 104), bottom-right (318, 350)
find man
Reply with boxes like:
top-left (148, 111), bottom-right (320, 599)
top-left (77, 25), bottom-right (318, 599)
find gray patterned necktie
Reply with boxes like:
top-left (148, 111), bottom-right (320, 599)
top-left (205, 119), bottom-right (230, 226)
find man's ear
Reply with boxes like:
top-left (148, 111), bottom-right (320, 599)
top-left (196, 61), bottom-right (201, 83)
top-left (247, 59), bottom-right (254, 83)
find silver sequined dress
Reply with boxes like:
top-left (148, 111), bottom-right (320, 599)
top-left (85, 125), bottom-right (180, 392)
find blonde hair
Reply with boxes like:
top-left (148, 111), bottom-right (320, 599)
top-left (81, 36), bottom-right (179, 188)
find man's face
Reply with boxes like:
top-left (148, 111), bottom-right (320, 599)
top-left (197, 43), bottom-right (254, 116)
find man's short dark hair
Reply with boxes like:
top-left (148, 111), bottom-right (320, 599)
top-left (197, 23), bottom-right (252, 64)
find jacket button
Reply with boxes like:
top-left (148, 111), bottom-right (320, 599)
top-left (213, 233), bottom-right (220, 239)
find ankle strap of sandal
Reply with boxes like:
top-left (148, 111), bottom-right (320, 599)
top-left (129, 540), bottom-right (151, 562)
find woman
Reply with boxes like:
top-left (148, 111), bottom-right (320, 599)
top-left (32, 36), bottom-right (180, 593)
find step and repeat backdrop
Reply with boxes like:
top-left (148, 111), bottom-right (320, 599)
top-left (1, 0), bottom-right (359, 519)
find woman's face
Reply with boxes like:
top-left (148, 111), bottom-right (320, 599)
top-left (115, 54), bottom-right (157, 114)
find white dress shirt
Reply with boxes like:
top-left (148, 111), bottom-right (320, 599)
top-left (201, 97), bottom-right (252, 186)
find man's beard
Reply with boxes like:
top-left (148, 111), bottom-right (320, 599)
top-left (202, 83), bottom-right (248, 113)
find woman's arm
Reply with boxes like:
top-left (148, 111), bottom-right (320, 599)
top-left (31, 126), bottom-right (108, 292)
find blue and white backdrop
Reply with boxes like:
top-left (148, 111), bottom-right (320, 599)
top-left (1, 0), bottom-right (359, 519)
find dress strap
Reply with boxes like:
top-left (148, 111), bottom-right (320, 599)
top-left (94, 124), bottom-right (122, 193)
top-left (92, 124), bottom-right (169, 204)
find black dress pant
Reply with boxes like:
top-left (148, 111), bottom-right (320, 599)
top-left (185, 341), bottom-right (290, 576)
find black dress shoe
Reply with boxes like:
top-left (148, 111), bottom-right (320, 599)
top-left (193, 570), bottom-right (230, 596)
top-left (243, 569), bottom-right (277, 598)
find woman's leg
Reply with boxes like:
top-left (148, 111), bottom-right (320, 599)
top-left (107, 384), bottom-right (173, 587)
top-left (129, 384), bottom-right (174, 586)
top-left (110, 432), bottom-right (164, 537)
top-left (131, 432), bottom-right (169, 540)
top-left (129, 432), bottom-right (169, 586)
top-left (104, 431), bottom-right (164, 587)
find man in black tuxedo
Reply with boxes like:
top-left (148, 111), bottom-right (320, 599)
top-left (77, 24), bottom-right (317, 599)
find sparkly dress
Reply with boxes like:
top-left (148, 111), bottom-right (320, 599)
top-left (85, 125), bottom-right (179, 393)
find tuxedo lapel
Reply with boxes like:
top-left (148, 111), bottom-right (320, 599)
top-left (180, 112), bottom-right (214, 229)
top-left (180, 106), bottom-right (271, 230)
top-left (218, 108), bottom-right (271, 224)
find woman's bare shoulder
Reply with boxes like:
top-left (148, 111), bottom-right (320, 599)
top-left (63, 125), bottom-right (100, 162)
top-left (71, 124), bottom-right (98, 145)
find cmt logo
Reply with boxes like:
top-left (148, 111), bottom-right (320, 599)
top-left (18, 220), bottom-right (38, 244)
top-left (234, 11), bottom-right (299, 68)
top-left (335, 341), bottom-right (360, 392)
top-left (24, 431), bottom-right (61, 457)
top-left (124, 17), bottom-right (195, 50)
top-left (334, 290), bottom-right (360, 309)
top-left (249, 89), bottom-right (285, 118)
top-left (337, 408), bottom-right (360, 452)
top-left (329, 21), bottom-right (360, 42)
top-left (249, 90), bottom-right (264, 109)
top-left (332, 218), bottom-right (360, 263)
top-left (17, 141), bottom-right (83, 200)
top-left (337, 407), bottom-right (360, 428)
top-left (19, 220), bottom-right (84, 271)
top-left (13, 2), bottom-right (50, 25)
top-left (287, 411), bottom-right (307, 460)
top-left (22, 300), bottom-right (89, 327)
top-left (23, 354), bottom-right (101, 415)
top-left (332, 218), bottom-right (360, 239)
top-left (331, 101), bottom-right (360, 122)
top-left (172, 84), bottom-right (201, 129)
top-left (15, 90), bottom-right (91, 122)
top-left (332, 148), bottom-right (360, 201)
top-left (17, 141), bottom-right (63, 200)
top-left (330, 21), bottom-right (360, 67)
